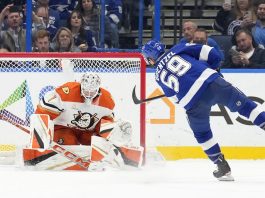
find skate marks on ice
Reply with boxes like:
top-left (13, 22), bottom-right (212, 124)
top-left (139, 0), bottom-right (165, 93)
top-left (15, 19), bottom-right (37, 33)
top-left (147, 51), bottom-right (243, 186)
top-left (0, 160), bottom-right (265, 198)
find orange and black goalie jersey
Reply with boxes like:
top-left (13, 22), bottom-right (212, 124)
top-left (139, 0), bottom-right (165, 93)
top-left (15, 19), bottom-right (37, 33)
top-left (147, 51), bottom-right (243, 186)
top-left (35, 82), bottom-right (115, 133)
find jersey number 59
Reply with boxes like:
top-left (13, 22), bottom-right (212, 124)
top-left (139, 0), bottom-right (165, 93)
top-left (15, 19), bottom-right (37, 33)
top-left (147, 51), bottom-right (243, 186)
top-left (159, 55), bottom-right (191, 93)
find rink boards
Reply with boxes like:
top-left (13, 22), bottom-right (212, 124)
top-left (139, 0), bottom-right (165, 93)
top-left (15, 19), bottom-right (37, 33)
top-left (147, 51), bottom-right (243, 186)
top-left (145, 69), bottom-right (265, 160)
top-left (0, 69), bottom-right (265, 159)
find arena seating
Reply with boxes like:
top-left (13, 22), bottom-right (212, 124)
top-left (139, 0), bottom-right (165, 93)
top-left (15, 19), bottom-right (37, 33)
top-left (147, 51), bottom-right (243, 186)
top-left (120, 0), bottom-right (224, 49)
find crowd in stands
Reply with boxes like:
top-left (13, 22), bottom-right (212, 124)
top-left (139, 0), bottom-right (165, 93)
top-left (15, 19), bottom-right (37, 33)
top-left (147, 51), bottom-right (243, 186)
top-left (223, 28), bottom-right (265, 68)
top-left (180, 21), bottom-right (225, 60)
top-left (0, 0), bottom-right (265, 69)
top-left (174, 0), bottom-right (265, 69)
top-left (212, 0), bottom-right (265, 68)
top-left (0, 0), bottom-right (123, 52)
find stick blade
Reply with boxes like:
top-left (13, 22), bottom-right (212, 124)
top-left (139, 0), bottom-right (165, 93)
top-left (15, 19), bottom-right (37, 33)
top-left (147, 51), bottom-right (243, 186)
top-left (132, 86), bottom-right (166, 104)
top-left (132, 86), bottom-right (141, 105)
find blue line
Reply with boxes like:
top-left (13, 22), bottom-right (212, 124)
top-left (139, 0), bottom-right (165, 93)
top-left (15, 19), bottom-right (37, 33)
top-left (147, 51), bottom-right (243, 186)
top-left (221, 69), bottom-right (265, 73)
top-left (146, 67), bottom-right (155, 73)
top-left (1, 67), bottom-right (265, 74)
top-left (147, 68), bottom-right (265, 73)
top-left (0, 67), bottom-right (139, 73)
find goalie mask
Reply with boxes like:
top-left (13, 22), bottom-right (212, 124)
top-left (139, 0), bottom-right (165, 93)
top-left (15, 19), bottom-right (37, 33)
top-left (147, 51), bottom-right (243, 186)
top-left (142, 40), bottom-right (165, 66)
top-left (80, 73), bottom-right (101, 100)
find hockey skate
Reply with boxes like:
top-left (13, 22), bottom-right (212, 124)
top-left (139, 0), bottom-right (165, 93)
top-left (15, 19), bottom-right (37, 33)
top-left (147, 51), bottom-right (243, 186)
top-left (213, 154), bottom-right (234, 181)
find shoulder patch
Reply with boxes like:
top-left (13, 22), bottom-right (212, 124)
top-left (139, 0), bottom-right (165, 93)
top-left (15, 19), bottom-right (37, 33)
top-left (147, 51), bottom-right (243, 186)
top-left (62, 87), bottom-right (70, 94)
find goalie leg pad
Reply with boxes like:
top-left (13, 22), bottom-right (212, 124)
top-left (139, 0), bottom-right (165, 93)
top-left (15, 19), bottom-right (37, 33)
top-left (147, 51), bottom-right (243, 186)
top-left (29, 114), bottom-right (54, 149)
top-left (118, 145), bottom-right (144, 168)
top-left (91, 136), bottom-right (124, 169)
top-left (23, 145), bottom-right (91, 171)
top-left (23, 148), bottom-right (56, 166)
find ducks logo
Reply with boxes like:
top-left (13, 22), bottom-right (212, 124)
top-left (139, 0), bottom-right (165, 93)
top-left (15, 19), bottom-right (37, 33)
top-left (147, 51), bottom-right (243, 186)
top-left (71, 111), bottom-right (99, 130)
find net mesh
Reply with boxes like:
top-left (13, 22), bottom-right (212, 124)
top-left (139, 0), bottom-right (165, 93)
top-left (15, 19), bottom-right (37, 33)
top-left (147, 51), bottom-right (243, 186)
top-left (0, 54), bottom-right (142, 126)
top-left (0, 58), bottom-right (141, 73)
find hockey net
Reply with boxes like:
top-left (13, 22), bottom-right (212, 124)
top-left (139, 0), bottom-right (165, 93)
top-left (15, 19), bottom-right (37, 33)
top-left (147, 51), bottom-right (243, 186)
top-left (0, 52), bottom-right (146, 165)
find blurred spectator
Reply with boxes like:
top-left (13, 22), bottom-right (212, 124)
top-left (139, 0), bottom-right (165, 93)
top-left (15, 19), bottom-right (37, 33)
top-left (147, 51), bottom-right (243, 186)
top-left (33, 29), bottom-right (53, 52)
top-left (144, 0), bottom-right (152, 7)
top-left (122, 0), bottom-right (150, 31)
top-left (180, 20), bottom-right (197, 43)
top-left (222, 28), bottom-right (265, 68)
top-left (0, 5), bottom-right (26, 52)
top-left (213, 0), bottom-right (256, 35)
top-left (75, 0), bottom-right (113, 48)
top-left (67, 9), bottom-right (97, 52)
top-left (0, 1), bottom-right (10, 12)
top-left (179, 21), bottom-right (224, 60)
top-left (0, 43), bottom-right (12, 52)
top-left (0, 0), bottom-right (25, 12)
top-left (51, 27), bottom-right (80, 52)
top-left (120, 0), bottom-right (132, 32)
top-left (49, 0), bottom-right (78, 27)
top-left (32, 0), bottom-right (60, 41)
top-left (105, 0), bottom-right (122, 48)
top-left (193, 28), bottom-right (208, 44)
top-left (250, 0), bottom-right (265, 48)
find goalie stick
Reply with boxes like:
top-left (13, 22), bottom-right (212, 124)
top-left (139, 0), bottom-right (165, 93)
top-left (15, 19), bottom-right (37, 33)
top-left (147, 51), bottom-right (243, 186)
top-left (132, 85), bottom-right (165, 104)
top-left (0, 114), bottom-right (91, 169)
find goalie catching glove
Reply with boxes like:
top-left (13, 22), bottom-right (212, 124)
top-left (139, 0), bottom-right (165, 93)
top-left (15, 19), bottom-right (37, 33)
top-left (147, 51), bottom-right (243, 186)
top-left (100, 119), bottom-right (132, 147)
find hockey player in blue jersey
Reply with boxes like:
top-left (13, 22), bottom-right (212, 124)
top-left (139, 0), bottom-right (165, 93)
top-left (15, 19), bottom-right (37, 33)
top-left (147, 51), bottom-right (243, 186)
top-left (142, 40), bottom-right (265, 181)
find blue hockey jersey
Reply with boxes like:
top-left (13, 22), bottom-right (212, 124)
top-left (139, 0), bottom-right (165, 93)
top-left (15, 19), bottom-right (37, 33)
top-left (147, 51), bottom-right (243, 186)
top-left (105, 0), bottom-right (122, 24)
top-left (49, 0), bottom-right (77, 20)
top-left (155, 43), bottom-right (221, 110)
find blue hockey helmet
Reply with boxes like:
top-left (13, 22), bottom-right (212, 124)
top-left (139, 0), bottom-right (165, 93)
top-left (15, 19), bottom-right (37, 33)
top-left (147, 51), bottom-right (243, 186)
top-left (142, 40), bottom-right (165, 65)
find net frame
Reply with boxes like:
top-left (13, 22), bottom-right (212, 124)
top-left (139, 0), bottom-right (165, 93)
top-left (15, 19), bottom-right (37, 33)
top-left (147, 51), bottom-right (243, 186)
top-left (0, 52), bottom-right (146, 162)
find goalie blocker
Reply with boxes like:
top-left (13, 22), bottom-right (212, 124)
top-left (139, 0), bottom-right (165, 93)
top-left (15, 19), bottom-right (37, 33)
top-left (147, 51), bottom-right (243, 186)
top-left (24, 114), bottom-right (143, 171)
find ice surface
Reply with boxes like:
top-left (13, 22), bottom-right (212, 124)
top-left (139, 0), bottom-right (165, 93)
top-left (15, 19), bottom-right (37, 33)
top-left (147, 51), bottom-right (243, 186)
top-left (0, 159), bottom-right (264, 198)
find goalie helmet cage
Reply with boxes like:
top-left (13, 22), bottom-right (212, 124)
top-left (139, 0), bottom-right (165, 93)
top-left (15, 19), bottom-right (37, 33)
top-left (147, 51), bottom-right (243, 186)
top-left (0, 52), bottom-right (146, 164)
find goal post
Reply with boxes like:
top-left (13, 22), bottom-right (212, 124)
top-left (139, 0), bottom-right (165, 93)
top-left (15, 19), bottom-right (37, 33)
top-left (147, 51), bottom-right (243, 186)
top-left (0, 52), bottom-right (146, 164)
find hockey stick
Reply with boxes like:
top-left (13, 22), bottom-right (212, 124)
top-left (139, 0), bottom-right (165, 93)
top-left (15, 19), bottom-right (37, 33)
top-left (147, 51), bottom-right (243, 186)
top-left (0, 114), bottom-right (30, 134)
top-left (0, 115), bottom-right (91, 169)
top-left (132, 85), bottom-right (166, 104)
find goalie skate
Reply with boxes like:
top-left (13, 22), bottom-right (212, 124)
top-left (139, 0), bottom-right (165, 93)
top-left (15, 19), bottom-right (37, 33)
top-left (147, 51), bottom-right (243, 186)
top-left (213, 154), bottom-right (234, 181)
